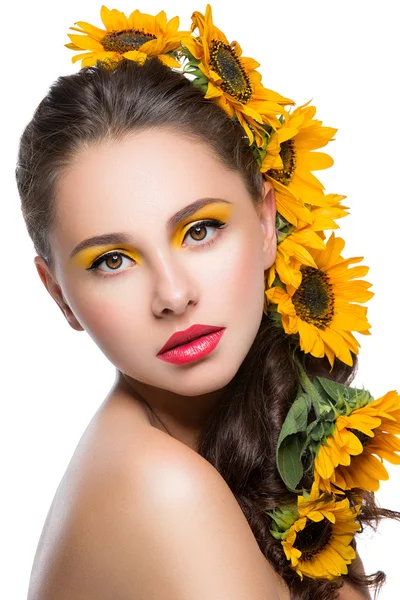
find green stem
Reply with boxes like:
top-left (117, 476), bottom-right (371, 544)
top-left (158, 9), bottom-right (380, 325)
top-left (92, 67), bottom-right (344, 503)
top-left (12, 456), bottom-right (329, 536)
top-left (293, 355), bottom-right (321, 419)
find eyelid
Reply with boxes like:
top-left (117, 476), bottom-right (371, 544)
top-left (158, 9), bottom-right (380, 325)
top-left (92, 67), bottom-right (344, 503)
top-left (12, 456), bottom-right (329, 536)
top-left (181, 203), bottom-right (233, 228)
top-left (182, 218), bottom-right (226, 247)
top-left (73, 245), bottom-right (140, 269)
top-left (73, 203), bottom-right (234, 268)
top-left (88, 218), bottom-right (227, 275)
top-left (173, 205), bottom-right (232, 246)
top-left (88, 250), bottom-right (134, 271)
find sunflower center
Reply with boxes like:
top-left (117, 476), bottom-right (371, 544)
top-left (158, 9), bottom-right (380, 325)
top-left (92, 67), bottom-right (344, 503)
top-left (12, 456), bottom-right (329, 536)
top-left (293, 517), bottom-right (333, 561)
top-left (268, 140), bottom-right (296, 185)
top-left (209, 40), bottom-right (252, 103)
top-left (348, 428), bottom-right (370, 447)
top-left (102, 29), bottom-right (157, 53)
top-left (292, 267), bottom-right (334, 329)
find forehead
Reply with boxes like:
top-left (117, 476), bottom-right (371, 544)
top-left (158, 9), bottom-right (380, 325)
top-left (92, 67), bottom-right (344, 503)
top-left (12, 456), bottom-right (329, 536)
top-left (57, 127), bottom-right (236, 204)
top-left (52, 128), bottom-right (249, 252)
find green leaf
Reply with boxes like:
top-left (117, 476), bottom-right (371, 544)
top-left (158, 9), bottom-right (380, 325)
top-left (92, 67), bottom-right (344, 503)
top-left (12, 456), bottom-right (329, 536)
top-left (180, 46), bottom-right (200, 64)
top-left (183, 66), bottom-right (204, 78)
top-left (315, 377), bottom-right (347, 402)
top-left (275, 213), bottom-right (291, 233)
top-left (267, 508), bottom-right (295, 530)
top-left (192, 79), bottom-right (208, 93)
top-left (270, 529), bottom-right (286, 541)
top-left (277, 394), bottom-right (311, 442)
top-left (251, 142), bottom-right (268, 168)
top-left (269, 311), bottom-right (283, 328)
top-left (315, 376), bottom-right (373, 413)
top-left (308, 420), bottom-right (325, 442)
top-left (277, 434), bottom-right (307, 491)
top-left (276, 395), bottom-right (312, 491)
top-left (324, 421), bottom-right (336, 438)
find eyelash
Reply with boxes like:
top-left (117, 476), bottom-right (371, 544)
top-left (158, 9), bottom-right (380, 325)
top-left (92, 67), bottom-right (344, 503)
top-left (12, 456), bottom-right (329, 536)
top-left (87, 219), bottom-right (227, 277)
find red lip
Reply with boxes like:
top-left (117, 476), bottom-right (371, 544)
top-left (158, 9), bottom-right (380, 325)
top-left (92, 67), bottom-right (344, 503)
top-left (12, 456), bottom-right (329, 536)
top-left (157, 324), bottom-right (225, 355)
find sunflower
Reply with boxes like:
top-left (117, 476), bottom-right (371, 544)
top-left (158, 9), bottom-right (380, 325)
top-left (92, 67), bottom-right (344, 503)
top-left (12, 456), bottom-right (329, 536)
top-left (280, 482), bottom-right (361, 581)
top-left (262, 124), bottom-right (315, 226)
top-left (65, 5), bottom-right (190, 68)
top-left (267, 228), bottom-right (327, 289)
top-left (297, 193), bottom-right (350, 234)
top-left (260, 100), bottom-right (337, 226)
top-left (265, 233), bottom-right (374, 368)
top-left (314, 390), bottom-right (400, 494)
top-left (266, 193), bottom-right (350, 289)
top-left (180, 4), bottom-right (294, 147)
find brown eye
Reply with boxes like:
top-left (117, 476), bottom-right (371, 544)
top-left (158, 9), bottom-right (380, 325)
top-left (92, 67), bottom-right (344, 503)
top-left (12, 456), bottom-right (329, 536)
top-left (183, 219), bottom-right (227, 248)
top-left (88, 251), bottom-right (134, 274)
top-left (189, 225), bottom-right (207, 242)
top-left (104, 253), bottom-right (123, 270)
top-left (88, 219), bottom-right (227, 277)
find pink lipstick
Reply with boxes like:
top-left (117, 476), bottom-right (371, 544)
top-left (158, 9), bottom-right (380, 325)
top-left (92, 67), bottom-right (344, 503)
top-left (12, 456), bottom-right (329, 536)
top-left (157, 324), bottom-right (226, 365)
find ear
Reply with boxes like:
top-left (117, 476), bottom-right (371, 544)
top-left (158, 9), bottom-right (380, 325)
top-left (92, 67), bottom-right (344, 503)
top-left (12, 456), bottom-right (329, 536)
top-left (34, 256), bottom-right (84, 332)
top-left (257, 179), bottom-right (277, 270)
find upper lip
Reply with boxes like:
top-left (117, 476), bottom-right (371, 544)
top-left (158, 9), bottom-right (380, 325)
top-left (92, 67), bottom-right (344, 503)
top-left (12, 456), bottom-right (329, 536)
top-left (157, 324), bottom-right (225, 355)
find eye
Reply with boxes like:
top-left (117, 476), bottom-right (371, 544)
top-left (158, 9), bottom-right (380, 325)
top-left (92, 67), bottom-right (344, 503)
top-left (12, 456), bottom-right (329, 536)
top-left (87, 219), bottom-right (227, 276)
top-left (182, 219), bottom-right (227, 248)
top-left (87, 251), bottom-right (134, 274)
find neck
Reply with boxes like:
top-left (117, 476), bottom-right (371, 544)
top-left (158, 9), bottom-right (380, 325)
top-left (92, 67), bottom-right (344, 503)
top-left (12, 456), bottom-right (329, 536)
top-left (114, 369), bottom-right (228, 452)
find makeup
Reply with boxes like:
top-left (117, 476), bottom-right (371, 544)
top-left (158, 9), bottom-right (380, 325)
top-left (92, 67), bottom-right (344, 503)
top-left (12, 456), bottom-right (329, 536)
top-left (71, 244), bottom-right (141, 270)
top-left (69, 200), bottom-right (234, 269)
top-left (171, 202), bottom-right (233, 248)
top-left (156, 329), bottom-right (226, 364)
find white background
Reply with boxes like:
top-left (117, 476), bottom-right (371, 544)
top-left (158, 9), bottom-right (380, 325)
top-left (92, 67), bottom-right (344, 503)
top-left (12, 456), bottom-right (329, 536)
top-left (2, 0), bottom-right (399, 598)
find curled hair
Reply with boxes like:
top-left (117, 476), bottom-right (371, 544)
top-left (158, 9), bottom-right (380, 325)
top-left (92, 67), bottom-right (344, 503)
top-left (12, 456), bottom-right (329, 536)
top-left (16, 58), bottom-right (400, 599)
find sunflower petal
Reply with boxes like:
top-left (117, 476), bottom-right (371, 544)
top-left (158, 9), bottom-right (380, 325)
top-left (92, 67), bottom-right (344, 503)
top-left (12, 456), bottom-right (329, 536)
top-left (67, 33), bottom-right (104, 52)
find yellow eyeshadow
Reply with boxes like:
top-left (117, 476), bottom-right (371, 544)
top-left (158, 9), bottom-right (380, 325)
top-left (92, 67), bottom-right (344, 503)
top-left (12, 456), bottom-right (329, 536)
top-left (172, 203), bottom-right (234, 247)
top-left (72, 246), bottom-right (142, 269)
top-left (72, 202), bottom-right (234, 268)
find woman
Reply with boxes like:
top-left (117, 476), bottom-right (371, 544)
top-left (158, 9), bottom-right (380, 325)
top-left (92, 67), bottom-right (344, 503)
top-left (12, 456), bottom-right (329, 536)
top-left (16, 5), bottom-right (400, 599)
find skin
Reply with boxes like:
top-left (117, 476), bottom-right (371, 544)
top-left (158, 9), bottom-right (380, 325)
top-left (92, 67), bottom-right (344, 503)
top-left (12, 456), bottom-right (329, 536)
top-left (33, 126), bottom-right (368, 599)
top-left (35, 126), bottom-right (277, 451)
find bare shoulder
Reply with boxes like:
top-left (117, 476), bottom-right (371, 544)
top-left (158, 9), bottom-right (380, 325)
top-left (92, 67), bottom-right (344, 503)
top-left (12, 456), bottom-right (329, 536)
top-left (338, 580), bottom-right (371, 600)
top-left (337, 550), bottom-right (371, 600)
top-left (29, 418), bottom-right (289, 600)
top-left (76, 429), bottom-right (288, 599)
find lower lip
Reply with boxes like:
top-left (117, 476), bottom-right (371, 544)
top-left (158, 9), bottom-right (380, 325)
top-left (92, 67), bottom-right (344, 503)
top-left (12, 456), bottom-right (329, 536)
top-left (157, 329), bottom-right (226, 364)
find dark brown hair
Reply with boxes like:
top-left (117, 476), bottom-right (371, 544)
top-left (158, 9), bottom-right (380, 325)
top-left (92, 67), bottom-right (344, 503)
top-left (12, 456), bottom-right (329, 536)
top-left (16, 57), bottom-right (400, 599)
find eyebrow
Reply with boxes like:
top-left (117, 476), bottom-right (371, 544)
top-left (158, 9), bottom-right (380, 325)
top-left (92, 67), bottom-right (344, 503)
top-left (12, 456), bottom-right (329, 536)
top-left (69, 197), bottom-right (233, 259)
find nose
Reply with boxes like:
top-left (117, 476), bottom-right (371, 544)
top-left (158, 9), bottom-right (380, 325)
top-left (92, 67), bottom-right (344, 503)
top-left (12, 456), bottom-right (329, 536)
top-left (151, 252), bottom-right (200, 317)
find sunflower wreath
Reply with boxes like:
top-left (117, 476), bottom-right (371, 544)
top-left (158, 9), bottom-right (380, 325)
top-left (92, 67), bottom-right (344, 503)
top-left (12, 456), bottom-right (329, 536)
top-left (65, 3), bottom-right (400, 582)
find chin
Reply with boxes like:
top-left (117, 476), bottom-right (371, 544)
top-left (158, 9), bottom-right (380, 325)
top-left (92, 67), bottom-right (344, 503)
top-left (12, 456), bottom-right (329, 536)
top-left (158, 327), bottom-right (259, 397)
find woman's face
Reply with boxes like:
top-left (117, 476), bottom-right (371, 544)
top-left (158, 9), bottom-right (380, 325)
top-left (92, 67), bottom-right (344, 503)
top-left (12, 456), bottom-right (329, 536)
top-left (36, 128), bottom-right (276, 398)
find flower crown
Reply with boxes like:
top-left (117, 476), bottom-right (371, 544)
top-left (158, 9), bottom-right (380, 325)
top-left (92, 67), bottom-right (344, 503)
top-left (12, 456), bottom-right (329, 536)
top-left (65, 4), bottom-right (400, 582)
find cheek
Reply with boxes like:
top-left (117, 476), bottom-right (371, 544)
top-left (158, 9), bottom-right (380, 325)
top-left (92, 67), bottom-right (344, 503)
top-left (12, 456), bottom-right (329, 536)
top-left (69, 287), bottom-right (149, 371)
top-left (216, 230), bottom-right (264, 311)
top-left (81, 300), bottom-right (121, 340)
top-left (59, 226), bottom-right (265, 365)
top-left (62, 277), bottom-right (144, 351)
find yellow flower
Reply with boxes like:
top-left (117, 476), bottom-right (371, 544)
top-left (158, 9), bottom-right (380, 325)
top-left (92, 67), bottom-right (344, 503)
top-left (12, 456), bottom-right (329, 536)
top-left (266, 194), bottom-right (350, 289)
top-left (65, 5), bottom-right (190, 68)
top-left (265, 233), bottom-right (374, 368)
top-left (180, 4), bottom-right (294, 147)
top-left (267, 228), bottom-right (327, 289)
top-left (261, 100), bottom-right (337, 226)
top-left (297, 193), bottom-right (350, 233)
top-left (281, 482), bottom-right (361, 581)
top-left (314, 391), bottom-right (400, 494)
